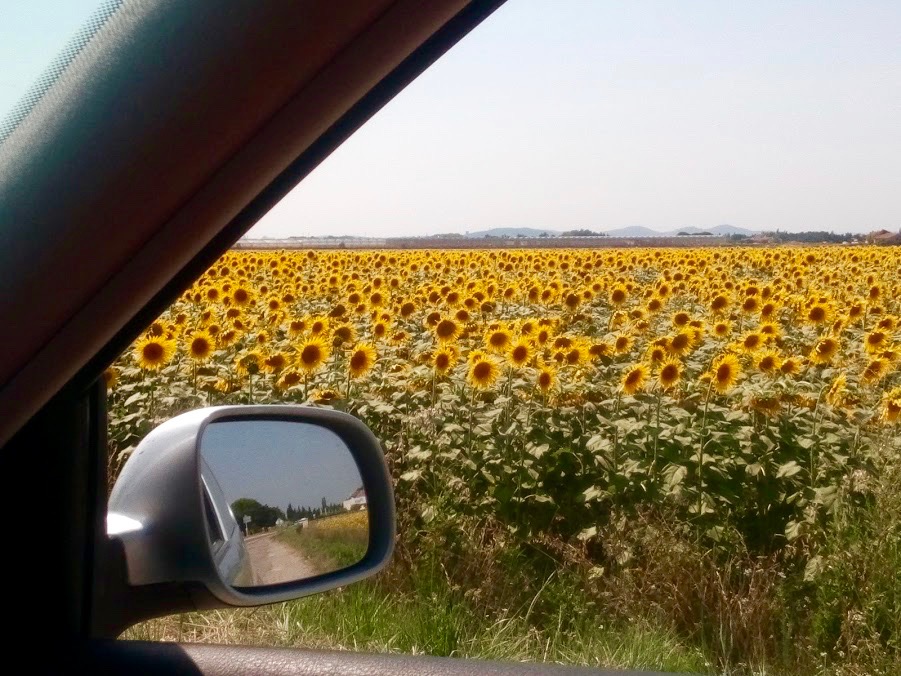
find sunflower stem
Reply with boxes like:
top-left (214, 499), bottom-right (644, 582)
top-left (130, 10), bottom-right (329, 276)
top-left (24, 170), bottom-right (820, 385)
top-left (652, 390), bottom-right (663, 479)
top-left (467, 387), bottom-right (476, 455)
top-left (697, 380), bottom-right (714, 520)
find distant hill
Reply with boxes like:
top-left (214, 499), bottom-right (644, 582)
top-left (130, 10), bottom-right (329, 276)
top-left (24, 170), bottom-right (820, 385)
top-left (465, 227), bottom-right (561, 238)
top-left (602, 226), bottom-right (663, 238)
top-left (602, 224), bottom-right (756, 238)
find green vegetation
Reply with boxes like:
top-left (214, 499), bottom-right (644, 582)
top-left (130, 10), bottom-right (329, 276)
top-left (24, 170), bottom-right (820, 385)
top-left (126, 566), bottom-right (708, 673)
top-left (276, 511), bottom-right (368, 573)
top-left (113, 246), bottom-right (901, 673)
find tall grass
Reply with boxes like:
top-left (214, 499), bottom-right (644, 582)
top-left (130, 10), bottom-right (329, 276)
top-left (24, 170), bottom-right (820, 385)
top-left (126, 568), bottom-right (709, 673)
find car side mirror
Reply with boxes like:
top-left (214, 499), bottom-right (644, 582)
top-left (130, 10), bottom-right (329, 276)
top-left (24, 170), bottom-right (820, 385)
top-left (104, 405), bottom-right (394, 629)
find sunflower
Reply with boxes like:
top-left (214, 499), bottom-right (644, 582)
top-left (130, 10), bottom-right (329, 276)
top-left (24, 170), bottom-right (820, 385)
top-left (537, 364), bottom-right (558, 394)
top-left (826, 374), bottom-right (847, 407)
top-left (231, 286), bottom-right (252, 306)
top-left (780, 357), bottom-right (801, 376)
top-left (883, 387), bottom-right (901, 423)
top-left (296, 338), bottom-right (330, 372)
top-left (609, 285), bottom-right (628, 305)
top-left (467, 356), bottom-right (500, 389)
top-left (332, 323), bottom-right (356, 346)
top-left (614, 334), bottom-right (633, 355)
top-left (646, 344), bottom-right (667, 364)
top-left (589, 341), bottom-right (613, 360)
top-left (434, 318), bottom-right (460, 343)
top-left (741, 296), bottom-right (760, 314)
top-left (134, 335), bottom-right (175, 370)
top-left (308, 316), bottom-right (330, 336)
top-left (509, 340), bottom-right (531, 367)
top-left (102, 367), bottom-right (119, 390)
top-left (371, 319), bottom-right (391, 341)
top-left (276, 370), bottom-right (303, 390)
top-left (621, 363), bottom-right (648, 395)
top-left (657, 359), bottom-right (682, 391)
top-left (864, 329), bottom-right (888, 354)
top-left (710, 354), bottom-right (740, 394)
top-left (187, 330), bottom-right (215, 362)
top-left (433, 347), bottom-right (458, 374)
top-left (805, 302), bottom-right (831, 325)
top-left (235, 350), bottom-right (263, 376)
top-left (861, 358), bottom-right (889, 384)
top-left (809, 337), bottom-right (840, 365)
top-left (713, 321), bottom-right (731, 338)
top-left (348, 343), bottom-right (377, 379)
top-left (485, 326), bottom-right (513, 353)
top-left (672, 311), bottom-right (691, 327)
top-left (756, 350), bottom-right (782, 374)
top-left (263, 352), bottom-right (288, 374)
top-left (667, 329), bottom-right (695, 357)
top-left (709, 294), bottom-right (729, 314)
top-left (739, 332), bottom-right (764, 353)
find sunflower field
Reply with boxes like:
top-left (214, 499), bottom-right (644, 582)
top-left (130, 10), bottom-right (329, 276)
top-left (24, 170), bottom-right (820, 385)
top-left (108, 245), bottom-right (901, 671)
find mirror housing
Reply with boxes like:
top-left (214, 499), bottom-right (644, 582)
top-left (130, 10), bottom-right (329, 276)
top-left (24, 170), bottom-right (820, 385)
top-left (106, 405), bottom-right (394, 612)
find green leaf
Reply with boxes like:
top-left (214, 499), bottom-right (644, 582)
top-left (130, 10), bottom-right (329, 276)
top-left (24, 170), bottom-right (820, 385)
top-left (776, 461), bottom-right (802, 478)
top-left (577, 526), bottom-right (597, 541)
top-left (586, 435), bottom-right (610, 452)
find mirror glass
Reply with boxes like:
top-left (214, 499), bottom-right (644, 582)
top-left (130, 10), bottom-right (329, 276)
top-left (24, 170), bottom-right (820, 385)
top-left (199, 419), bottom-right (368, 588)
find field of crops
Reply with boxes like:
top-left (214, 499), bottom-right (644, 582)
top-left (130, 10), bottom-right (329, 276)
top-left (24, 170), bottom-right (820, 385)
top-left (109, 245), bottom-right (901, 672)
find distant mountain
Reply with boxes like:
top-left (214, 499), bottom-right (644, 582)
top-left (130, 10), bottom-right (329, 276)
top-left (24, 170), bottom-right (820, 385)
top-left (602, 226), bottom-right (663, 237)
top-left (465, 227), bottom-right (561, 238)
top-left (602, 224), bottom-right (757, 238)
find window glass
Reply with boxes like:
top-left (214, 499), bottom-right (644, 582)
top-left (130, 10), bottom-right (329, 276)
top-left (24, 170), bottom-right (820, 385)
top-left (108, 2), bottom-right (901, 673)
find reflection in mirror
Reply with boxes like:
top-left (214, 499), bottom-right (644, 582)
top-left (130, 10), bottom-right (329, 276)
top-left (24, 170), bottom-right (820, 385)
top-left (200, 420), bottom-right (368, 589)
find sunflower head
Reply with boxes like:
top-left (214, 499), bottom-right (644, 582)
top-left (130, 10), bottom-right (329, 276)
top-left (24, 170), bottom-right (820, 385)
top-left (134, 335), bottom-right (175, 371)
top-left (262, 352), bottom-right (288, 374)
top-left (187, 331), bottom-right (215, 362)
top-left (434, 318), bottom-right (460, 343)
top-left (235, 350), bottom-right (263, 376)
top-left (861, 358), bottom-right (889, 384)
top-left (509, 340), bottom-right (532, 367)
top-left (485, 326), bottom-right (513, 353)
top-left (433, 347), bottom-right (458, 374)
top-left (780, 357), bottom-right (801, 376)
top-left (296, 338), bottom-right (330, 372)
top-left (864, 330), bottom-right (888, 354)
top-left (883, 387), bottom-right (901, 423)
top-left (537, 364), bottom-right (558, 394)
top-left (102, 367), bottom-right (119, 390)
top-left (614, 334), bottom-right (633, 355)
top-left (467, 356), bottom-right (500, 389)
top-left (348, 343), bottom-right (377, 379)
top-left (809, 337), bottom-right (840, 365)
top-left (756, 350), bottom-right (782, 374)
top-left (621, 363), bottom-right (648, 395)
top-left (657, 359), bottom-right (682, 391)
top-left (710, 354), bottom-right (741, 394)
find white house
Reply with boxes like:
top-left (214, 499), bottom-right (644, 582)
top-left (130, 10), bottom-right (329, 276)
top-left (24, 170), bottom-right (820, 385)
top-left (342, 487), bottom-right (367, 511)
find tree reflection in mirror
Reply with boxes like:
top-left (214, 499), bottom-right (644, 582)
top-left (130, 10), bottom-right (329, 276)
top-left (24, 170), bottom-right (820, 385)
top-left (200, 420), bottom-right (368, 588)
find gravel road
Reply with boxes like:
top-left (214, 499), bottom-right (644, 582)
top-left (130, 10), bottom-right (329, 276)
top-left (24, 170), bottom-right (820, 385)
top-left (244, 532), bottom-right (315, 585)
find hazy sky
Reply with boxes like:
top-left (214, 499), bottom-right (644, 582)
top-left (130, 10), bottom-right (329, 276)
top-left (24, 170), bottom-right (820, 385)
top-left (4, 2), bottom-right (900, 236)
top-left (201, 420), bottom-right (363, 514)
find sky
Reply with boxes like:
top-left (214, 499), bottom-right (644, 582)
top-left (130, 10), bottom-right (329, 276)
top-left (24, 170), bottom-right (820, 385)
top-left (201, 420), bottom-right (364, 514)
top-left (3, 1), bottom-right (900, 237)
